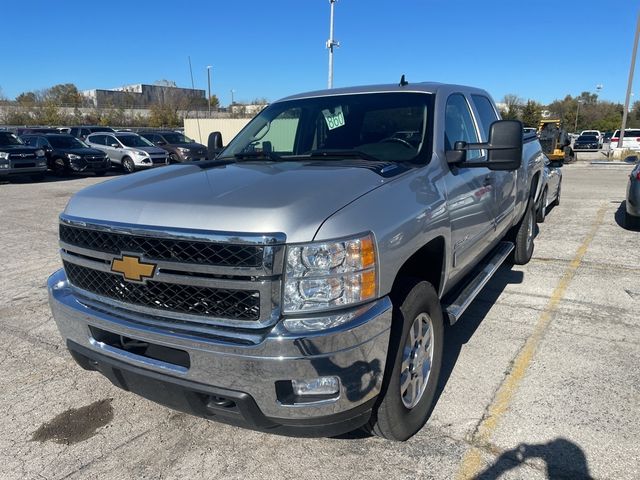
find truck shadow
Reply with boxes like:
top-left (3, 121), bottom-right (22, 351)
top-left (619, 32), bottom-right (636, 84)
top-left (475, 438), bottom-right (593, 479)
top-left (435, 266), bottom-right (524, 406)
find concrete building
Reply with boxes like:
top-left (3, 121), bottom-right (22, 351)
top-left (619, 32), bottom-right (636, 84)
top-left (82, 83), bottom-right (205, 108)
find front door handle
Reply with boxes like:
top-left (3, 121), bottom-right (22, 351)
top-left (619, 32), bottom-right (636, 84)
top-left (483, 175), bottom-right (492, 187)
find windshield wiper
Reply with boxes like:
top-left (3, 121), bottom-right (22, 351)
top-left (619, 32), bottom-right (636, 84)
top-left (309, 149), bottom-right (379, 162)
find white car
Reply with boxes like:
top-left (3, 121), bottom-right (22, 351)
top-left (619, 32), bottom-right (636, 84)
top-left (609, 129), bottom-right (640, 158)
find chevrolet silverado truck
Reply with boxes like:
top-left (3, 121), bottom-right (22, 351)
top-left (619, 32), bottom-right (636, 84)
top-left (48, 82), bottom-right (544, 441)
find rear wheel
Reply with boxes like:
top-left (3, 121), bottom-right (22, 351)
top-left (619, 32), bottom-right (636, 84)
top-left (536, 188), bottom-right (548, 223)
top-left (122, 157), bottom-right (136, 174)
top-left (512, 200), bottom-right (535, 265)
top-left (368, 279), bottom-right (443, 441)
top-left (553, 183), bottom-right (561, 207)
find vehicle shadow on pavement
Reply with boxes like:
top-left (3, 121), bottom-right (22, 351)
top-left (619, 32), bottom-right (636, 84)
top-left (474, 438), bottom-right (593, 479)
top-left (435, 266), bottom-right (524, 406)
top-left (613, 200), bottom-right (638, 231)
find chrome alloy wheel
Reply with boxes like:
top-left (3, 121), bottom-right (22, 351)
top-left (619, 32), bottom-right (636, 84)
top-left (400, 312), bottom-right (434, 409)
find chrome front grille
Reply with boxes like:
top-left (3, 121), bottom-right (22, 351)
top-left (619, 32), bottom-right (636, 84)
top-left (60, 224), bottom-right (264, 267)
top-left (59, 215), bottom-right (285, 334)
top-left (63, 261), bottom-right (261, 320)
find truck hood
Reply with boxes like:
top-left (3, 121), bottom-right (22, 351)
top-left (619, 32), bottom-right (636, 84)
top-left (64, 161), bottom-right (390, 242)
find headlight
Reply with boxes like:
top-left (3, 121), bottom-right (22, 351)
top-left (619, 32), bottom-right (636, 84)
top-left (283, 233), bottom-right (377, 314)
top-left (0, 152), bottom-right (8, 160)
top-left (177, 147), bottom-right (190, 154)
top-left (135, 151), bottom-right (148, 156)
top-left (66, 153), bottom-right (81, 160)
top-left (35, 149), bottom-right (45, 157)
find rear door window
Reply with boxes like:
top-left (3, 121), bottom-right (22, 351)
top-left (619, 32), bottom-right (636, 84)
top-left (445, 94), bottom-right (481, 159)
top-left (471, 95), bottom-right (499, 141)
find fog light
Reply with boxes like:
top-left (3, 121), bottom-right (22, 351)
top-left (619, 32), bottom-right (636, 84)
top-left (291, 376), bottom-right (340, 396)
top-left (142, 158), bottom-right (151, 164)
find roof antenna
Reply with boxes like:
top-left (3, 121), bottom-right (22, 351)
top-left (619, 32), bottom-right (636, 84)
top-left (399, 74), bottom-right (408, 87)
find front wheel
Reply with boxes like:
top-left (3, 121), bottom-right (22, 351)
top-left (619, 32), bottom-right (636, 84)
top-left (122, 157), bottom-right (136, 173)
top-left (52, 157), bottom-right (67, 177)
top-left (368, 279), bottom-right (443, 441)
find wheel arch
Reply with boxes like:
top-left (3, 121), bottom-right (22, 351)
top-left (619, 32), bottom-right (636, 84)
top-left (391, 236), bottom-right (447, 300)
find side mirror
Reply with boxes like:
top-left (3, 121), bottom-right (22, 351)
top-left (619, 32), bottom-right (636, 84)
top-left (110, 143), bottom-right (120, 148)
top-left (156, 140), bottom-right (166, 145)
top-left (207, 131), bottom-right (224, 158)
top-left (446, 120), bottom-right (523, 171)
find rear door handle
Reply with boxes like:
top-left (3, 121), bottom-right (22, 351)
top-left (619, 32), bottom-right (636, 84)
top-left (483, 175), bottom-right (492, 186)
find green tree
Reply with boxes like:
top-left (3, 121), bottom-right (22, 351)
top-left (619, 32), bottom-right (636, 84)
top-left (500, 94), bottom-right (522, 120)
top-left (44, 83), bottom-right (83, 107)
top-left (16, 91), bottom-right (38, 106)
top-left (521, 100), bottom-right (543, 127)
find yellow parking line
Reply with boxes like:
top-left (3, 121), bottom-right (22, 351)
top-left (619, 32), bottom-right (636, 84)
top-left (455, 204), bottom-right (607, 480)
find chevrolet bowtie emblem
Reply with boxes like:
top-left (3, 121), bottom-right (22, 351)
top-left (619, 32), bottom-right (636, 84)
top-left (111, 255), bottom-right (156, 282)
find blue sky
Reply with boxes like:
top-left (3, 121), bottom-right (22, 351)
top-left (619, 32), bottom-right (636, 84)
top-left (1, 0), bottom-right (638, 106)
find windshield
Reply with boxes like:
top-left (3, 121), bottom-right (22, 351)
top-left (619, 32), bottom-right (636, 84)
top-left (161, 133), bottom-right (192, 144)
top-left (220, 92), bottom-right (433, 162)
top-left (48, 136), bottom-right (87, 149)
top-left (117, 135), bottom-right (153, 148)
top-left (0, 132), bottom-right (24, 146)
top-left (91, 127), bottom-right (115, 133)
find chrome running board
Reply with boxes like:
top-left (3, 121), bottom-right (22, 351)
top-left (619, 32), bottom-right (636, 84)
top-left (445, 241), bottom-right (514, 324)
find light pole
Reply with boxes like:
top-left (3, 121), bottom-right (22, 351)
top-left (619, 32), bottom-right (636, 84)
top-left (574, 99), bottom-right (583, 132)
top-left (206, 65), bottom-right (212, 117)
top-left (619, 10), bottom-right (640, 149)
top-left (326, 0), bottom-right (340, 88)
top-left (230, 89), bottom-right (235, 105)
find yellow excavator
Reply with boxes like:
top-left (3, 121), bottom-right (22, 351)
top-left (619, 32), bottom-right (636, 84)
top-left (537, 119), bottom-right (575, 163)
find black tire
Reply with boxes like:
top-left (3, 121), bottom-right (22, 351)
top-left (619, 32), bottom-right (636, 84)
top-left (512, 200), bottom-right (535, 265)
top-left (169, 153), bottom-right (180, 164)
top-left (553, 183), bottom-right (561, 207)
top-left (122, 157), bottom-right (136, 174)
top-left (625, 211), bottom-right (640, 230)
top-left (536, 188), bottom-right (548, 223)
top-left (94, 170), bottom-right (107, 177)
top-left (368, 279), bottom-right (444, 441)
top-left (30, 173), bottom-right (46, 182)
top-left (52, 157), bottom-right (67, 177)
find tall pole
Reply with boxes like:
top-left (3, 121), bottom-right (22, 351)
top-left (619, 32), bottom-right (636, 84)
top-left (574, 100), bottom-right (581, 132)
top-left (618, 10), bottom-right (640, 149)
top-left (326, 0), bottom-right (339, 88)
top-left (230, 89), bottom-right (235, 105)
top-left (207, 66), bottom-right (212, 117)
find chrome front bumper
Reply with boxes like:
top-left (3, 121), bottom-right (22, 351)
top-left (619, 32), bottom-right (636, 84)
top-left (48, 268), bottom-right (392, 430)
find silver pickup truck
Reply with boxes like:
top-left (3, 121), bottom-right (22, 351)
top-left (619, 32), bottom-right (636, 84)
top-left (48, 82), bottom-right (544, 441)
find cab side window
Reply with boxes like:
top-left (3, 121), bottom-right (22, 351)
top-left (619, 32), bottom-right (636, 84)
top-left (445, 94), bottom-right (481, 159)
top-left (471, 95), bottom-right (499, 141)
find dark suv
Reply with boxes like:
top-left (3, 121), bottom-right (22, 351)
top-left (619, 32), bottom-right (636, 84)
top-left (138, 131), bottom-right (208, 163)
top-left (21, 134), bottom-right (111, 176)
top-left (0, 131), bottom-right (48, 181)
top-left (69, 126), bottom-right (115, 141)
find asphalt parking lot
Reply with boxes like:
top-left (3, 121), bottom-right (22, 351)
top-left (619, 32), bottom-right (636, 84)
top-left (0, 161), bottom-right (638, 480)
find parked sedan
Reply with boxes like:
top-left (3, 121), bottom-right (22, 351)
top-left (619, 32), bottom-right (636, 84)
top-left (536, 156), bottom-right (562, 223)
top-left (573, 134), bottom-right (600, 150)
top-left (625, 162), bottom-right (640, 229)
top-left (85, 132), bottom-right (168, 173)
top-left (21, 134), bottom-right (110, 177)
top-left (138, 131), bottom-right (208, 163)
